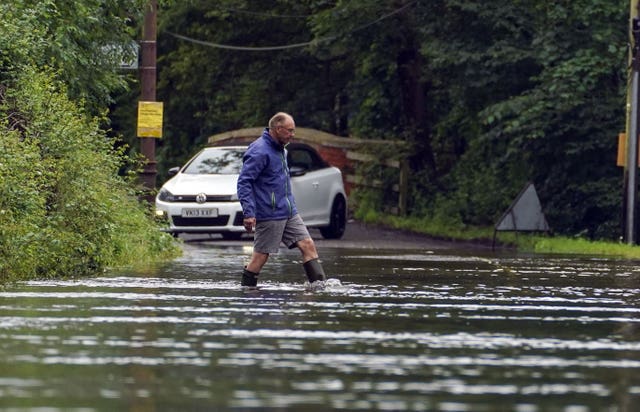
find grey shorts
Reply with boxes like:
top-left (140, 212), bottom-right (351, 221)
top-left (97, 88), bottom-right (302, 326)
top-left (254, 214), bottom-right (311, 254)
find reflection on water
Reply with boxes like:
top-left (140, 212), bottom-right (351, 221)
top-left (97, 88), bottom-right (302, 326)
top-left (1, 243), bottom-right (639, 411)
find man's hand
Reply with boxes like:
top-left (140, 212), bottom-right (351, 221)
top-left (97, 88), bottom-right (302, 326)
top-left (243, 217), bottom-right (256, 233)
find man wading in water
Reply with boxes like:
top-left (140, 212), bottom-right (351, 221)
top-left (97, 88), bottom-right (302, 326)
top-left (236, 112), bottom-right (327, 287)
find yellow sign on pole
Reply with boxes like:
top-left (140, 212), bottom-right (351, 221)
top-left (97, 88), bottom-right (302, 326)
top-left (137, 101), bottom-right (163, 138)
top-left (617, 132), bottom-right (640, 167)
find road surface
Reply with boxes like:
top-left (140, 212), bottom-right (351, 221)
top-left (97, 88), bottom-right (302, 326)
top-left (182, 219), bottom-right (491, 251)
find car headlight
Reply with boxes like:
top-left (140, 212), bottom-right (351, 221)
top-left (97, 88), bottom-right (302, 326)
top-left (158, 188), bottom-right (177, 202)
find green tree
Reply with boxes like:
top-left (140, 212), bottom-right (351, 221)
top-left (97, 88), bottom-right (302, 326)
top-left (427, 1), bottom-right (626, 238)
top-left (1, 0), bottom-right (143, 113)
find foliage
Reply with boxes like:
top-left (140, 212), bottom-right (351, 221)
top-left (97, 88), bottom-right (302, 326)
top-left (525, 236), bottom-right (640, 258)
top-left (1, 1), bottom-right (180, 283)
top-left (0, 0), bottom-right (145, 115)
top-left (0, 128), bottom-right (46, 279)
top-left (353, 196), bottom-right (495, 241)
top-left (356, 208), bottom-right (640, 258)
top-left (420, 0), bottom-right (626, 238)
top-left (0, 68), bottom-right (179, 283)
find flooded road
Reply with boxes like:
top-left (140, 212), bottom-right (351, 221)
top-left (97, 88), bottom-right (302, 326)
top-left (1, 234), bottom-right (640, 411)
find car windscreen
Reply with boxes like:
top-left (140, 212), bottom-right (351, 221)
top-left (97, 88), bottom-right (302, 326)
top-left (183, 149), bottom-right (244, 175)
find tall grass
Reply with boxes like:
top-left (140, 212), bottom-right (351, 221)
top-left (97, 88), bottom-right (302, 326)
top-left (352, 190), bottom-right (640, 258)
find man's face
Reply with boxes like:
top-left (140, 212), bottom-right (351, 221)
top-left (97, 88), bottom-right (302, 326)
top-left (273, 119), bottom-right (295, 146)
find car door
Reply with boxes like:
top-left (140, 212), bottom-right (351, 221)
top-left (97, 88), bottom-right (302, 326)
top-left (288, 144), bottom-right (331, 225)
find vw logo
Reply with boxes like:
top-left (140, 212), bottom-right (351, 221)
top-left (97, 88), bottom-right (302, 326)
top-left (196, 193), bottom-right (207, 204)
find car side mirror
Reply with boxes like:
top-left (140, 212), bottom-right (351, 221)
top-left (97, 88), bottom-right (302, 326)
top-left (167, 166), bottom-right (180, 177)
top-left (289, 166), bottom-right (307, 177)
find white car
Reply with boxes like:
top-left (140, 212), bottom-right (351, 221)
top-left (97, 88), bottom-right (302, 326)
top-left (155, 143), bottom-right (347, 239)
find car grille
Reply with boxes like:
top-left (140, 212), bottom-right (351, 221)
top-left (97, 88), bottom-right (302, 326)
top-left (172, 215), bottom-right (231, 226)
top-left (232, 211), bottom-right (244, 226)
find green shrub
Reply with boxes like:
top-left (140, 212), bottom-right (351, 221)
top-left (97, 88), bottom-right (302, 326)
top-left (0, 67), bottom-right (179, 284)
top-left (0, 130), bottom-right (47, 279)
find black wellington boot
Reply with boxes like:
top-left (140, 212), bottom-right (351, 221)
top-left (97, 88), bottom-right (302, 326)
top-left (303, 258), bottom-right (326, 283)
top-left (241, 268), bottom-right (259, 287)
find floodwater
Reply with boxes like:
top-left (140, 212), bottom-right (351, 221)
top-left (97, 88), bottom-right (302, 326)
top-left (1, 241), bottom-right (639, 411)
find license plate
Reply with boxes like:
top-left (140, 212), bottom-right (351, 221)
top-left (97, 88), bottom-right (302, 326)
top-left (181, 208), bottom-right (218, 218)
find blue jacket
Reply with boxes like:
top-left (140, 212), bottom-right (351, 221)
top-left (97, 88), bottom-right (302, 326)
top-left (237, 129), bottom-right (298, 220)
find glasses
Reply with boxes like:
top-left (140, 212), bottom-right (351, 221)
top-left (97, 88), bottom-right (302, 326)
top-left (278, 126), bottom-right (295, 134)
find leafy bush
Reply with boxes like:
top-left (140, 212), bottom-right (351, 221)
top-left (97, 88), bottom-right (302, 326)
top-left (0, 129), bottom-right (46, 279)
top-left (0, 67), bottom-right (178, 284)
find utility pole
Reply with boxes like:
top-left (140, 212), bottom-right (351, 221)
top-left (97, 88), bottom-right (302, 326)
top-left (625, 0), bottom-right (640, 244)
top-left (139, 0), bottom-right (158, 199)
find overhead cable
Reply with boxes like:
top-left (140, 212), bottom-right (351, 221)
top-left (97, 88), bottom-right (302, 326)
top-left (166, 32), bottom-right (328, 51)
top-left (167, 1), bottom-right (417, 52)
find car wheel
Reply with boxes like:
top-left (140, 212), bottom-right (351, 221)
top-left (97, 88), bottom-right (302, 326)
top-left (222, 232), bottom-right (243, 241)
top-left (320, 195), bottom-right (346, 239)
